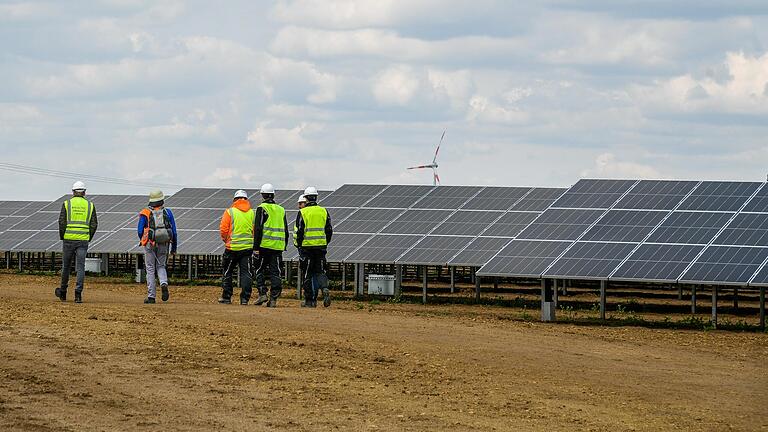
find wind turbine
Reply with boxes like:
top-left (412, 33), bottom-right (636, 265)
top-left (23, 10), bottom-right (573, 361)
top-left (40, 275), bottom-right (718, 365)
top-left (407, 130), bottom-right (445, 186)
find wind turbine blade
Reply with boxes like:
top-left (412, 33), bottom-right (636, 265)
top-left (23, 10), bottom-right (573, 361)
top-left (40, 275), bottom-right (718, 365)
top-left (407, 165), bottom-right (430, 170)
top-left (432, 130), bottom-right (445, 164)
top-left (434, 170), bottom-right (440, 186)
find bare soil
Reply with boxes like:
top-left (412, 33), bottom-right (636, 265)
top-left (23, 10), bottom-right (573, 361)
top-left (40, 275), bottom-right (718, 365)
top-left (1, 273), bottom-right (766, 431)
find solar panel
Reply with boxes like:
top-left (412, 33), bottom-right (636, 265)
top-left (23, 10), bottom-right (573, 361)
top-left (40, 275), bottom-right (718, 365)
top-left (614, 180), bottom-right (698, 210)
top-left (344, 234), bottom-right (423, 264)
top-left (7, 212), bottom-right (58, 231)
top-left (325, 233), bottom-right (374, 262)
top-left (0, 217), bottom-right (23, 233)
top-left (448, 236), bottom-right (513, 267)
top-left (110, 195), bottom-right (150, 213)
top-left (12, 230), bottom-right (61, 252)
top-left (173, 208), bottom-right (223, 231)
top-left (611, 244), bottom-right (705, 282)
top-left (430, 210), bottom-right (503, 236)
top-left (0, 230), bottom-right (32, 251)
top-left (509, 188), bottom-right (566, 211)
top-left (677, 181), bottom-right (760, 212)
top-left (411, 186), bottom-right (482, 210)
top-left (38, 195), bottom-right (69, 212)
top-left (646, 212), bottom-right (732, 244)
top-left (742, 185), bottom-right (768, 212)
top-left (362, 185), bottom-right (434, 209)
top-left (461, 187), bottom-right (531, 211)
top-left (396, 235), bottom-right (473, 265)
top-left (477, 240), bottom-right (571, 277)
top-left (680, 246), bottom-right (768, 284)
top-left (334, 208), bottom-right (403, 234)
top-left (96, 213), bottom-right (134, 232)
top-left (194, 189), bottom-right (239, 209)
top-left (516, 209), bottom-right (604, 241)
top-left (177, 230), bottom-right (222, 255)
top-left (580, 210), bottom-right (667, 242)
top-left (483, 212), bottom-right (540, 238)
top-left (88, 195), bottom-right (132, 212)
top-left (0, 201), bottom-right (34, 217)
top-left (748, 261), bottom-right (768, 286)
top-left (551, 179), bottom-right (636, 209)
top-left (381, 209), bottom-right (453, 235)
top-left (544, 242), bottom-right (637, 279)
top-left (319, 184), bottom-right (387, 208)
top-left (712, 213), bottom-right (768, 247)
top-left (90, 229), bottom-right (142, 253)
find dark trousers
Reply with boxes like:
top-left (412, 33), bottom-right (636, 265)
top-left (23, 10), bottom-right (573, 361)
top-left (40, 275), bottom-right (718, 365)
top-left (300, 248), bottom-right (328, 301)
top-left (221, 248), bottom-right (253, 302)
top-left (60, 240), bottom-right (88, 294)
top-left (255, 248), bottom-right (283, 300)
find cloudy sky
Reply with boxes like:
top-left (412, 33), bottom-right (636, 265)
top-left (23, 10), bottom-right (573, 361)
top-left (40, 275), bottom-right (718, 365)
top-left (1, 0), bottom-right (767, 200)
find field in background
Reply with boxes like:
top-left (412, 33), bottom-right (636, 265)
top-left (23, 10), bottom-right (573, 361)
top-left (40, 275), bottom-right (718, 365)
top-left (1, 273), bottom-right (766, 431)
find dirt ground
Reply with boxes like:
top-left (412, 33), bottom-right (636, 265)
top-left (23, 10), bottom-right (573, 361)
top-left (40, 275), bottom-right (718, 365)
top-left (0, 273), bottom-right (766, 432)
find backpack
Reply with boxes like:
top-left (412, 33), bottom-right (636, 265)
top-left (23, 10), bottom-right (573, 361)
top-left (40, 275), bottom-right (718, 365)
top-left (148, 207), bottom-right (172, 244)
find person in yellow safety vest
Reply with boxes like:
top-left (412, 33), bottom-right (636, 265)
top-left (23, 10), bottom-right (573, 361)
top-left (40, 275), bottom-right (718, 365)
top-left (55, 181), bottom-right (98, 303)
top-left (218, 189), bottom-right (256, 305)
top-left (294, 186), bottom-right (333, 308)
top-left (252, 183), bottom-right (289, 307)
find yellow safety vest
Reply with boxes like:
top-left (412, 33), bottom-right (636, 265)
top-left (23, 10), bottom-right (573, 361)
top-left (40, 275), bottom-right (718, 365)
top-left (299, 205), bottom-right (328, 247)
top-left (258, 203), bottom-right (286, 251)
top-left (228, 207), bottom-right (255, 251)
top-left (63, 197), bottom-right (94, 241)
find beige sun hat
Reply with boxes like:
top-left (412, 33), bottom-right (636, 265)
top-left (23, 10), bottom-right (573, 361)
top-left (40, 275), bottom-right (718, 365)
top-left (148, 189), bottom-right (165, 204)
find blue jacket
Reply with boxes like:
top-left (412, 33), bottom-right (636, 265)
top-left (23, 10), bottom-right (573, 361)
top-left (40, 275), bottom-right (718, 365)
top-left (138, 207), bottom-right (178, 253)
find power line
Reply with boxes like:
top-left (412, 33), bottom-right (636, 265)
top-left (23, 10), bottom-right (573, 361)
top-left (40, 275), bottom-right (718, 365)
top-left (0, 162), bottom-right (186, 189)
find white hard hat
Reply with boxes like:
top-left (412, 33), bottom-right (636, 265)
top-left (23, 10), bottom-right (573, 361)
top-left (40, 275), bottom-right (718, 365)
top-left (233, 189), bottom-right (248, 200)
top-left (260, 183), bottom-right (275, 194)
top-left (303, 186), bottom-right (318, 196)
top-left (297, 195), bottom-right (307, 203)
top-left (72, 180), bottom-right (86, 191)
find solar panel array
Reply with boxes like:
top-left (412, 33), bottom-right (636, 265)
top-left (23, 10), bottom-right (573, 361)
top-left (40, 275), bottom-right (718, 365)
top-left (478, 179), bottom-right (768, 287)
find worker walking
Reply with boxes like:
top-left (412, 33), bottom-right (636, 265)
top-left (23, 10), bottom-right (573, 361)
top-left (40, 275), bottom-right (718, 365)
top-left (295, 187), bottom-right (333, 308)
top-left (138, 190), bottom-right (178, 304)
top-left (219, 190), bottom-right (256, 305)
top-left (253, 183), bottom-right (289, 307)
top-left (55, 181), bottom-right (98, 303)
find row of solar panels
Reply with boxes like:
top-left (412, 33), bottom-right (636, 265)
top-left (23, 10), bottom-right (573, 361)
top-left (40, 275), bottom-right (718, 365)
top-left (477, 179), bottom-right (768, 288)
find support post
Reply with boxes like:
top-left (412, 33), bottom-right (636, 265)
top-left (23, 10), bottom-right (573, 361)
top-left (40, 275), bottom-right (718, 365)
top-left (395, 264), bottom-right (402, 297)
top-left (286, 261), bottom-right (292, 285)
top-left (474, 268), bottom-right (481, 302)
top-left (691, 285), bottom-right (697, 314)
top-left (678, 285), bottom-right (683, 300)
top-left (6, 251), bottom-right (10, 269)
top-left (187, 255), bottom-right (192, 280)
top-left (422, 265), bottom-right (427, 304)
top-left (600, 280), bottom-right (607, 320)
top-left (101, 253), bottom-right (109, 276)
top-left (540, 279), bottom-right (555, 321)
top-left (553, 279), bottom-right (559, 308)
top-left (733, 288), bottom-right (738, 309)
top-left (341, 264), bottom-right (346, 291)
top-left (194, 255), bottom-right (198, 279)
top-left (561, 279), bottom-right (568, 296)
top-left (760, 286), bottom-right (765, 332)
top-left (450, 266), bottom-right (455, 294)
top-left (711, 286), bottom-right (718, 328)
top-left (18, 252), bottom-right (22, 272)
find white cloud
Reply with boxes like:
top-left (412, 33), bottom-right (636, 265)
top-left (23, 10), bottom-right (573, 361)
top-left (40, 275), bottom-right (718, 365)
top-left (372, 65), bottom-right (420, 106)
top-left (0, 2), bottom-right (55, 22)
top-left (241, 122), bottom-right (316, 153)
top-left (581, 153), bottom-right (661, 179)
top-left (633, 51), bottom-right (768, 114)
top-left (467, 96), bottom-right (529, 125)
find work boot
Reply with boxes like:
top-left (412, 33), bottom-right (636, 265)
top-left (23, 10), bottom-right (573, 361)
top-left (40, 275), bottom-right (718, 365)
top-left (218, 297), bottom-right (232, 304)
top-left (55, 288), bottom-right (66, 302)
top-left (267, 298), bottom-right (277, 308)
top-left (254, 294), bottom-right (269, 305)
top-left (144, 297), bottom-right (156, 304)
top-left (161, 283), bottom-right (169, 302)
top-left (308, 300), bottom-right (317, 308)
top-left (74, 292), bottom-right (82, 304)
top-left (322, 288), bottom-right (331, 308)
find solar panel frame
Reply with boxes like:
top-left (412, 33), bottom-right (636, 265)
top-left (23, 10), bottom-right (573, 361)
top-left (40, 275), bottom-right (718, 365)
top-left (711, 213), bottom-right (768, 247)
top-left (361, 185), bottom-right (434, 209)
top-left (460, 187), bottom-right (532, 211)
top-left (613, 180), bottom-right (699, 210)
top-left (411, 186), bottom-right (483, 210)
top-left (543, 241), bottom-right (638, 280)
top-left (611, 243), bottom-right (706, 283)
top-left (477, 240), bottom-right (572, 277)
top-left (509, 188), bottom-right (567, 211)
top-left (334, 208), bottom-right (404, 234)
top-left (680, 245), bottom-right (768, 285)
top-left (448, 236), bottom-right (514, 267)
top-left (381, 209), bottom-right (453, 235)
top-left (319, 184), bottom-right (388, 208)
top-left (742, 185), bottom-right (768, 213)
top-left (551, 179), bottom-right (637, 209)
top-left (516, 209), bottom-right (605, 241)
top-left (344, 234), bottom-right (423, 264)
top-left (325, 233), bottom-right (374, 262)
top-left (12, 230), bottom-right (61, 252)
top-left (483, 212), bottom-right (540, 238)
top-left (177, 230), bottom-right (222, 255)
top-left (396, 235), bottom-right (474, 266)
top-left (646, 211), bottom-right (733, 245)
top-left (0, 201), bottom-right (35, 217)
top-left (430, 210), bottom-right (504, 237)
top-left (580, 210), bottom-right (668, 243)
top-left (677, 181), bottom-right (760, 212)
